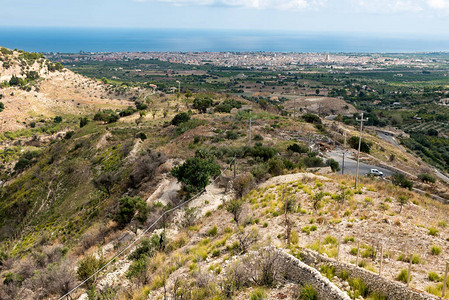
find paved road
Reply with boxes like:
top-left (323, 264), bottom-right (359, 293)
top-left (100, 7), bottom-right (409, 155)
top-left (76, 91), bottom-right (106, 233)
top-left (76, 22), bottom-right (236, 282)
top-left (327, 150), bottom-right (395, 177)
top-left (376, 131), bottom-right (403, 149)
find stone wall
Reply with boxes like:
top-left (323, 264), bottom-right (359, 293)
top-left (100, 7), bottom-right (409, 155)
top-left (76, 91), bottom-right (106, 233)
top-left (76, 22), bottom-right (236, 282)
top-left (277, 250), bottom-right (351, 300)
top-left (299, 249), bottom-right (439, 300)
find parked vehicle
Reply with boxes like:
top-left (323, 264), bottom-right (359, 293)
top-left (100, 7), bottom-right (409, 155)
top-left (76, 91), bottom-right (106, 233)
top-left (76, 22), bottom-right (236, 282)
top-left (370, 169), bottom-right (384, 177)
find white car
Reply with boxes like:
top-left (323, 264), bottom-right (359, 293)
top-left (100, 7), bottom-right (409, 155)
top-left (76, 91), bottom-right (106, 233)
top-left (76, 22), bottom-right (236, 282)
top-left (370, 169), bottom-right (384, 177)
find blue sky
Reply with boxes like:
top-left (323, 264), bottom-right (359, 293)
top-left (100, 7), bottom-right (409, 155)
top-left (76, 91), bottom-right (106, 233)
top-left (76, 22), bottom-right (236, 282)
top-left (2, 0), bottom-right (449, 36)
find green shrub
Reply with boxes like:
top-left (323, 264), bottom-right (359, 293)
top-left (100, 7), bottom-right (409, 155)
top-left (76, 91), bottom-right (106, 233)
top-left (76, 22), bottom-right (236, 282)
top-left (250, 288), bottom-right (267, 300)
top-left (64, 131), bottom-right (75, 139)
top-left (77, 255), bottom-right (103, 287)
top-left (208, 226), bottom-right (218, 237)
top-left (361, 245), bottom-right (376, 259)
top-left (349, 136), bottom-right (371, 154)
top-left (174, 119), bottom-right (207, 136)
top-left (303, 156), bottom-right (325, 168)
top-left (320, 264), bottom-right (335, 279)
top-left (14, 150), bottom-right (40, 172)
top-left (253, 134), bottom-right (263, 141)
top-left (391, 173), bottom-right (413, 190)
top-left (396, 269), bottom-right (410, 283)
top-left (193, 96), bottom-right (213, 113)
top-left (348, 277), bottom-right (369, 297)
top-left (0, 101), bottom-right (4, 112)
top-left (431, 245), bottom-right (441, 255)
top-left (171, 157), bottom-right (221, 194)
top-left (429, 227), bottom-right (439, 236)
top-left (215, 99), bottom-right (242, 113)
top-left (418, 173), bottom-right (436, 183)
top-left (326, 159), bottom-right (340, 172)
top-left (54, 116), bottom-right (62, 123)
top-left (287, 143), bottom-right (309, 153)
top-left (397, 253), bottom-right (421, 264)
top-left (338, 271), bottom-right (349, 280)
top-left (248, 145), bottom-right (277, 161)
top-left (79, 117), bottom-right (89, 128)
top-left (135, 101), bottom-right (148, 110)
top-left (94, 109), bottom-right (120, 123)
top-left (299, 284), bottom-right (318, 300)
top-left (226, 131), bottom-right (238, 140)
top-left (171, 112), bottom-right (191, 125)
top-left (267, 157), bottom-right (284, 176)
top-left (344, 236), bottom-right (355, 243)
top-left (119, 106), bottom-right (137, 117)
top-left (129, 237), bottom-right (158, 260)
top-left (136, 132), bottom-right (147, 140)
top-left (302, 113), bottom-right (321, 124)
top-left (428, 271), bottom-right (442, 282)
top-left (126, 257), bottom-right (150, 284)
top-left (114, 196), bottom-right (148, 228)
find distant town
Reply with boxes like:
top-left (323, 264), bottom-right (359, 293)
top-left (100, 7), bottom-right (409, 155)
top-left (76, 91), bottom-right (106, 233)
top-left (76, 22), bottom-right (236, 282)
top-left (45, 51), bottom-right (447, 70)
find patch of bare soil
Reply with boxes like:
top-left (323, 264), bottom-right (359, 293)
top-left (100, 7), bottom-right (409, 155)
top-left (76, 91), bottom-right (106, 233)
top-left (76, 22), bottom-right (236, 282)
top-left (283, 96), bottom-right (358, 116)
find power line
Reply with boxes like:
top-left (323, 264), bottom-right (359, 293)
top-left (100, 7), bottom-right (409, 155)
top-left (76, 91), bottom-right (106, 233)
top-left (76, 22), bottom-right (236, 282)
top-left (58, 157), bottom-right (236, 300)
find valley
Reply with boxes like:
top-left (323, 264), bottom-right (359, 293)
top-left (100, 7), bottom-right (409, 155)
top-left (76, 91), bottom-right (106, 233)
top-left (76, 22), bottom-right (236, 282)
top-left (1, 47), bottom-right (449, 300)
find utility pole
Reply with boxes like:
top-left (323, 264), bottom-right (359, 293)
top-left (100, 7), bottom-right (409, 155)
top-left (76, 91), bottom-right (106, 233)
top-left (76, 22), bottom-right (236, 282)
top-left (176, 80), bottom-right (181, 101)
top-left (248, 116), bottom-right (252, 147)
top-left (355, 113), bottom-right (368, 188)
top-left (342, 132), bottom-right (346, 175)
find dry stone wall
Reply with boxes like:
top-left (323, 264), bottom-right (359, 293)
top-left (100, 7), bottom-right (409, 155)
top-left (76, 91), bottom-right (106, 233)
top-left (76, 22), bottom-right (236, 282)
top-left (276, 249), bottom-right (351, 300)
top-left (299, 249), bottom-right (439, 300)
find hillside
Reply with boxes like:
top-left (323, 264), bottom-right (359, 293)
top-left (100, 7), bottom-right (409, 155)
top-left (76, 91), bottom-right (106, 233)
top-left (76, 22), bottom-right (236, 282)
top-left (0, 47), bottom-right (139, 132)
top-left (2, 47), bottom-right (449, 300)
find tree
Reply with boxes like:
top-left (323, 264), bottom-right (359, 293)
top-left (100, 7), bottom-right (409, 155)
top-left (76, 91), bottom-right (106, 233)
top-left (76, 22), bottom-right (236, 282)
top-left (348, 136), bottom-right (371, 154)
top-left (311, 192), bottom-right (325, 212)
top-left (316, 89), bottom-right (320, 95)
top-left (428, 128), bottom-right (438, 136)
top-left (302, 113), bottom-right (321, 124)
top-left (226, 199), bottom-right (244, 225)
top-left (287, 143), bottom-right (308, 154)
top-left (79, 117), bottom-right (89, 128)
top-left (126, 257), bottom-right (151, 286)
top-left (171, 112), bottom-right (191, 126)
top-left (54, 116), bottom-right (62, 123)
top-left (171, 157), bottom-right (221, 194)
top-left (259, 99), bottom-right (269, 110)
top-left (77, 255), bottom-right (103, 288)
top-left (418, 173), bottom-right (436, 183)
top-left (94, 110), bottom-right (120, 123)
top-left (326, 159), bottom-right (340, 172)
top-left (193, 96), bottom-right (213, 113)
top-left (391, 173), bottom-right (413, 190)
top-left (185, 90), bottom-right (193, 99)
top-left (0, 102), bottom-right (4, 112)
top-left (9, 75), bottom-right (22, 86)
top-left (397, 196), bottom-right (408, 213)
top-left (114, 196), bottom-right (148, 228)
top-left (93, 172), bottom-right (118, 195)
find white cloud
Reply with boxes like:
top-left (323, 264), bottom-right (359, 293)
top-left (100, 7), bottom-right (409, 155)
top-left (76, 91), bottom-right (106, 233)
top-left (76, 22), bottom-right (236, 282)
top-left (136, 0), bottom-right (449, 13)
top-left (134, 0), bottom-right (319, 10)
top-left (427, 0), bottom-right (449, 9)
top-left (350, 0), bottom-right (449, 13)
top-left (350, 0), bottom-right (423, 13)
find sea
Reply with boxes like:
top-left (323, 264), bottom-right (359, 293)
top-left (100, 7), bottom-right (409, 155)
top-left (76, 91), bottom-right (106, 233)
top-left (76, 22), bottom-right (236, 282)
top-left (1, 27), bottom-right (449, 53)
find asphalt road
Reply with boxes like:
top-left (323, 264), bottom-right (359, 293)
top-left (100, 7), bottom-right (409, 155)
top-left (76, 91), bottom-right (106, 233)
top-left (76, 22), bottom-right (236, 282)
top-left (327, 150), bottom-right (395, 177)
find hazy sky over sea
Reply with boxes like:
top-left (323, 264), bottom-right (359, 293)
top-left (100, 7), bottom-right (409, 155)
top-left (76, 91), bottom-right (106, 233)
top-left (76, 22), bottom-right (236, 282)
top-left (1, 0), bottom-right (449, 36)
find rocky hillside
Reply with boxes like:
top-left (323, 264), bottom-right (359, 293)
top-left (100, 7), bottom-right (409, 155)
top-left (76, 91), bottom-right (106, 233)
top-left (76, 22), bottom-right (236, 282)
top-left (1, 50), bottom-right (449, 299)
top-left (0, 47), bottom-right (144, 132)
